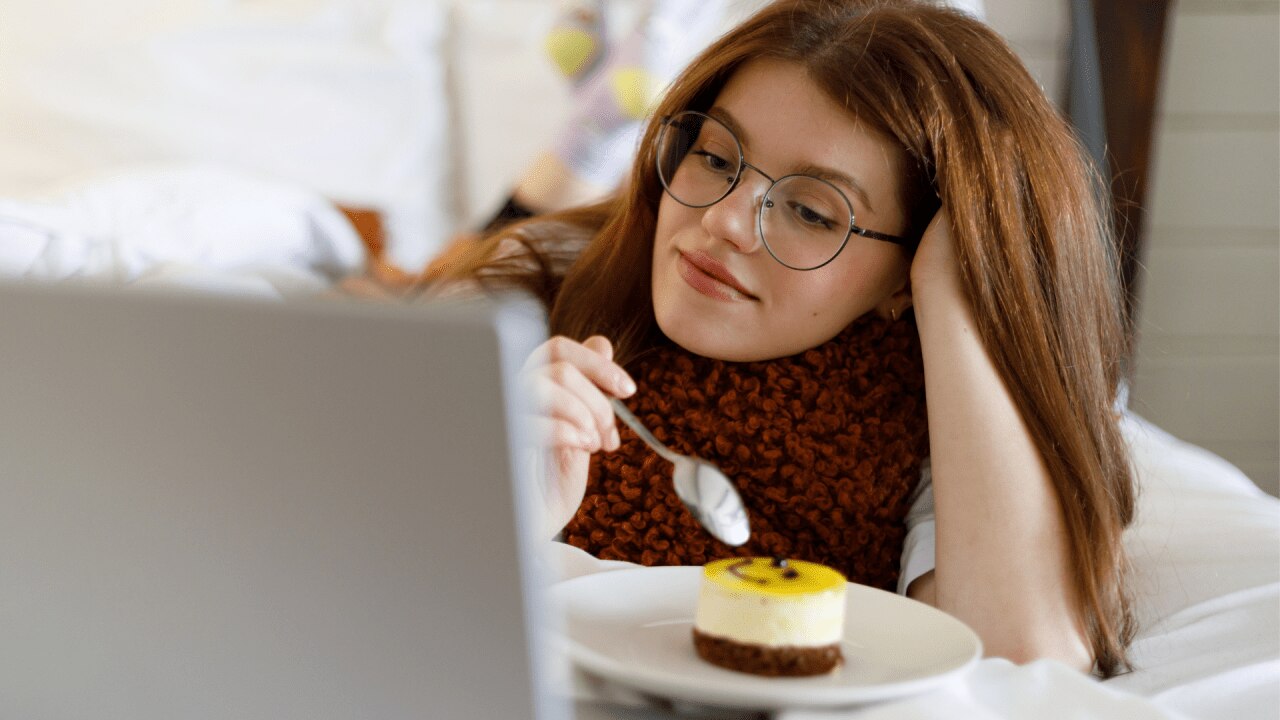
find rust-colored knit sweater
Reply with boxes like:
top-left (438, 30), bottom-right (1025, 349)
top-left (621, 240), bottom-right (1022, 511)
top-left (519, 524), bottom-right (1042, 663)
top-left (562, 314), bottom-right (929, 591)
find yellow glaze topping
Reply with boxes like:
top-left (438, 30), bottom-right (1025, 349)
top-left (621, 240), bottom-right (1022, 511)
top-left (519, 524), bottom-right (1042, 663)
top-left (703, 557), bottom-right (846, 597)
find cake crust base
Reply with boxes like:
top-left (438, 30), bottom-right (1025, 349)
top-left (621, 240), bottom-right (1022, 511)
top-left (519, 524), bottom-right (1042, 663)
top-left (692, 628), bottom-right (842, 677)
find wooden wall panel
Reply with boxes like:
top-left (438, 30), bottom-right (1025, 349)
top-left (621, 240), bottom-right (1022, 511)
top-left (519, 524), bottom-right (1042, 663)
top-left (1131, 1), bottom-right (1280, 495)
top-left (1163, 13), bottom-right (1280, 116)
top-left (1137, 245), bottom-right (1279, 338)
top-left (1148, 129), bottom-right (1280, 228)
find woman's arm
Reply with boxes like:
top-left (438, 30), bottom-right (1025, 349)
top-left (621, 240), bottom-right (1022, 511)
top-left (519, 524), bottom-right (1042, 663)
top-left (908, 211), bottom-right (1092, 672)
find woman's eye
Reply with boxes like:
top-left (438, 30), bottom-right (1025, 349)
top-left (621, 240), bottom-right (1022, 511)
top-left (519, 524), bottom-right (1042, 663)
top-left (692, 150), bottom-right (733, 173)
top-left (790, 202), bottom-right (835, 230)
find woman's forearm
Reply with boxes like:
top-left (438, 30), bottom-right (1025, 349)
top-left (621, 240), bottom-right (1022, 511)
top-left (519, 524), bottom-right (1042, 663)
top-left (912, 278), bottom-right (1092, 671)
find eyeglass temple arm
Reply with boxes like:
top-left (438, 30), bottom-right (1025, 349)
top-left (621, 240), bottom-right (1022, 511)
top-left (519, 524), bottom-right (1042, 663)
top-left (851, 224), bottom-right (920, 252)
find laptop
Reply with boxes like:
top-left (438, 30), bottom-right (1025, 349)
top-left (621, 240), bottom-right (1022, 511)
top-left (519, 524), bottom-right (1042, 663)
top-left (0, 282), bottom-right (572, 720)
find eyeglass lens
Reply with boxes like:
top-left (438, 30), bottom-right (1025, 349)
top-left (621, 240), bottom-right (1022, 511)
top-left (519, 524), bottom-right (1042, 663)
top-left (656, 111), bottom-right (854, 271)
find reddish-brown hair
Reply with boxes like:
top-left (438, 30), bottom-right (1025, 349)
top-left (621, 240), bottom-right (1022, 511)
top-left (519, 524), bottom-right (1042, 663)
top-left (429, 0), bottom-right (1135, 675)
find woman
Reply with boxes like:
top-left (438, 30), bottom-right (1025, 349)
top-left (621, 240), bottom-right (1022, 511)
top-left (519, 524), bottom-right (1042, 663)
top-left (424, 0), bottom-right (1135, 676)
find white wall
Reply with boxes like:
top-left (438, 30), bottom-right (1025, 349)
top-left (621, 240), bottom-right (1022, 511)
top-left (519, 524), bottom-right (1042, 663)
top-left (1129, 0), bottom-right (1280, 496)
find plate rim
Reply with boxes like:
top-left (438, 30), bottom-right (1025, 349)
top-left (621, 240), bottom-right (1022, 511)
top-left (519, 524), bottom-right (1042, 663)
top-left (549, 565), bottom-right (983, 710)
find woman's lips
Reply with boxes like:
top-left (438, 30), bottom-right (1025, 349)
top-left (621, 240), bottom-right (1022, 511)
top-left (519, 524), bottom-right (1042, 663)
top-left (677, 252), bottom-right (755, 302)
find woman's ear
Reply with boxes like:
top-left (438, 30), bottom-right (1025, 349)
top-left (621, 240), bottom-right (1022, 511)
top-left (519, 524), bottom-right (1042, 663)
top-left (873, 278), bottom-right (913, 321)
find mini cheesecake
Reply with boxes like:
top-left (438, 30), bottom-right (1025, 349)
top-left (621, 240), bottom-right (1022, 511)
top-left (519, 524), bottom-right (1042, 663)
top-left (692, 557), bottom-right (847, 677)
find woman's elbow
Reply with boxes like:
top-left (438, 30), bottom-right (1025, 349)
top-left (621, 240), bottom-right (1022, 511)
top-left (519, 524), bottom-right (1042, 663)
top-left (917, 573), bottom-right (1095, 673)
top-left (986, 630), bottom-right (1093, 674)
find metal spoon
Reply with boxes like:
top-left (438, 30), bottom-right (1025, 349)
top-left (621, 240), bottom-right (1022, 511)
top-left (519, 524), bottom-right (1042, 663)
top-left (609, 398), bottom-right (751, 546)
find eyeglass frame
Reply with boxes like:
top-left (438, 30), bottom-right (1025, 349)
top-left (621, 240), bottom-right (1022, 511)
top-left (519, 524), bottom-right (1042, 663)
top-left (655, 110), bottom-right (919, 271)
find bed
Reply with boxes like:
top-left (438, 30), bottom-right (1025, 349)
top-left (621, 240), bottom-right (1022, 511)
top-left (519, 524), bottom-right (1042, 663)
top-left (1, 167), bottom-right (1276, 719)
top-left (0, 1), bottom-right (1275, 718)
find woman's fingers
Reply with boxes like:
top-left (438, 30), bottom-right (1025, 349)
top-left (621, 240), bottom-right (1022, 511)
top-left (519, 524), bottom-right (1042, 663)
top-left (525, 336), bottom-right (637, 399)
top-left (522, 335), bottom-right (636, 454)
top-left (568, 336), bottom-right (630, 450)
top-left (528, 407), bottom-right (597, 453)
top-left (537, 358), bottom-right (622, 448)
top-left (582, 334), bottom-right (613, 362)
top-left (530, 368), bottom-right (609, 451)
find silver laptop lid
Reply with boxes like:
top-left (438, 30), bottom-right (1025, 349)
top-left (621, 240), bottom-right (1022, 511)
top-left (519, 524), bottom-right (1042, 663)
top-left (0, 282), bottom-right (565, 720)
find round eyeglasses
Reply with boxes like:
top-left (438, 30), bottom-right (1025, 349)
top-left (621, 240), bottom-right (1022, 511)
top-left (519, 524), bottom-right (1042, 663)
top-left (655, 110), bottom-right (916, 271)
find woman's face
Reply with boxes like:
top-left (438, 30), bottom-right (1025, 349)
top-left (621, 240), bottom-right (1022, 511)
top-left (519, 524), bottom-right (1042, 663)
top-left (651, 59), bottom-right (912, 362)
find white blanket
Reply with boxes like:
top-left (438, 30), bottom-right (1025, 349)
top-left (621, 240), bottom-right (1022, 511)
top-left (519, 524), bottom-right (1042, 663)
top-left (0, 165), bottom-right (365, 297)
top-left (550, 414), bottom-right (1280, 719)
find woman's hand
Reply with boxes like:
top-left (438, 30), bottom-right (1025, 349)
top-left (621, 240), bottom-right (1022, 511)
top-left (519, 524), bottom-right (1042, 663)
top-left (522, 335), bottom-right (636, 536)
top-left (908, 208), bottom-right (964, 294)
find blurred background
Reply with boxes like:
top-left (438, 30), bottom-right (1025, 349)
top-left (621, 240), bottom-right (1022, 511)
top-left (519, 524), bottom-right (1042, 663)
top-left (0, 0), bottom-right (1275, 494)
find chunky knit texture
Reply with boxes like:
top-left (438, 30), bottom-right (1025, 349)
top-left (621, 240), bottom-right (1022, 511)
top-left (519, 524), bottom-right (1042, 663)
top-left (563, 315), bottom-right (929, 591)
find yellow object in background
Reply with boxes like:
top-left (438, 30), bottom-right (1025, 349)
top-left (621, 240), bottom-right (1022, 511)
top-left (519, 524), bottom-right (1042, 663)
top-left (609, 67), bottom-right (659, 120)
top-left (545, 28), bottom-right (601, 80)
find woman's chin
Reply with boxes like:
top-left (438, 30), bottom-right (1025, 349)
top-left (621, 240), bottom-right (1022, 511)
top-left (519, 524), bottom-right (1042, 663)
top-left (656, 314), bottom-right (722, 358)
top-left (656, 315), bottom-right (777, 363)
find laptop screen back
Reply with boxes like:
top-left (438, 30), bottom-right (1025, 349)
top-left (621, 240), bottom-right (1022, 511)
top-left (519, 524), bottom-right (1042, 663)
top-left (0, 284), bottom-right (563, 720)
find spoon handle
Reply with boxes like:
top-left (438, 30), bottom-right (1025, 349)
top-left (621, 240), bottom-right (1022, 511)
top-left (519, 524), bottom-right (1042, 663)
top-left (609, 398), bottom-right (680, 463)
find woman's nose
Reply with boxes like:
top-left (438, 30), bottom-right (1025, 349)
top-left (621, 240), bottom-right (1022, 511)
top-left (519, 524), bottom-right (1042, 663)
top-left (700, 175), bottom-right (768, 254)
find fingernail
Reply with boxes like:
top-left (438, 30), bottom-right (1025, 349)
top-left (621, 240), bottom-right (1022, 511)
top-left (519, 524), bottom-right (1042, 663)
top-left (610, 427), bottom-right (621, 450)
top-left (617, 375), bottom-right (636, 396)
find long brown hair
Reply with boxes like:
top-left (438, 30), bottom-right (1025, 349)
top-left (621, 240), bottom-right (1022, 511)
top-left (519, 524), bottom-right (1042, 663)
top-left (430, 0), bottom-right (1135, 676)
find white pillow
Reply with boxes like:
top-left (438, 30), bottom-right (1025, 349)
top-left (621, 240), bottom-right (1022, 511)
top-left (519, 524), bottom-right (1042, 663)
top-left (0, 163), bottom-right (365, 296)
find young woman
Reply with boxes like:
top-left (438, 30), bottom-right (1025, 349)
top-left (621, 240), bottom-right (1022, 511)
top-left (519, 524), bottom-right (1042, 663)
top-left (422, 0), bottom-right (1135, 677)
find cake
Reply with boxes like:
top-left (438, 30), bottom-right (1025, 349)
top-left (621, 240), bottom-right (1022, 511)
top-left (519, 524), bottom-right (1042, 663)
top-left (692, 557), bottom-right (847, 676)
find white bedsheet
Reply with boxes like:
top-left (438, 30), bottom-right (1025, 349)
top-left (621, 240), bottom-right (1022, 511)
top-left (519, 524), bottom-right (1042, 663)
top-left (1105, 417), bottom-right (1280, 719)
top-left (549, 413), bottom-right (1280, 719)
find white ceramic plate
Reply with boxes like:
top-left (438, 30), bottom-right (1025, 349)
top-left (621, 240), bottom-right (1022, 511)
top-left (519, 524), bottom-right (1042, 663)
top-left (549, 566), bottom-right (982, 711)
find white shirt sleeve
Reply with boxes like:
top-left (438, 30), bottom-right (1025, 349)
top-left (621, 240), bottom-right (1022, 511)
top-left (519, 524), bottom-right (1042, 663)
top-left (897, 459), bottom-right (936, 596)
